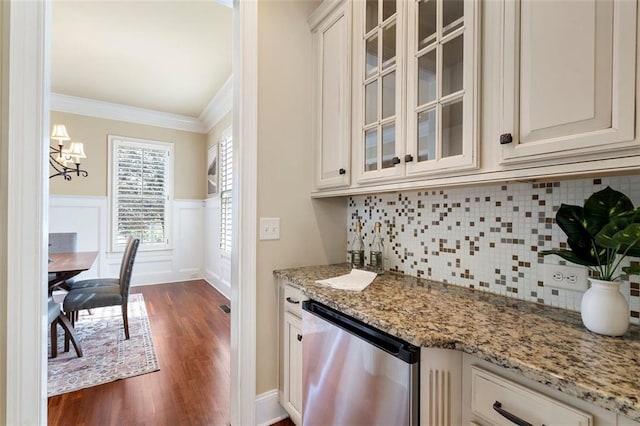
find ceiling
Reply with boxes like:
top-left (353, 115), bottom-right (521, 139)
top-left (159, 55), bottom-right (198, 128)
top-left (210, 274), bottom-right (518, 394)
top-left (51, 0), bottom-right (233, 118)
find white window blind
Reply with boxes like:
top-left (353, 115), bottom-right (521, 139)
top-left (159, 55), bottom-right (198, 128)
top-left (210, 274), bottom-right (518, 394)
top-left (109, 136), bottom-right (173, 250)
top-left (220, 130), bottom-right (233, 254)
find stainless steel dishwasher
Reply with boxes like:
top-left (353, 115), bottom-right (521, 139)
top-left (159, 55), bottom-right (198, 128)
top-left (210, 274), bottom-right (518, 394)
top-left (302, 300), bottom-right (419, 425)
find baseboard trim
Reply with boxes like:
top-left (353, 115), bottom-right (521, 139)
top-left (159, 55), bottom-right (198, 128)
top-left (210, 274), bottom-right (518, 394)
top-left (256, 389), bottom-right (288, 426)
top-left (205, 273), bottom-right (231, 300)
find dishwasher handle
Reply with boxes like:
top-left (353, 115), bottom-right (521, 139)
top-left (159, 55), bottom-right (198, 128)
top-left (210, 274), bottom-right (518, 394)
top-left (302, 300), bottom-right (419, 364)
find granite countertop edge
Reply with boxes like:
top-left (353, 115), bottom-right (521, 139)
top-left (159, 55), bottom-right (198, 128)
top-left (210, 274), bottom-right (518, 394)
top-left (274, 264), bottom-right (640, 422)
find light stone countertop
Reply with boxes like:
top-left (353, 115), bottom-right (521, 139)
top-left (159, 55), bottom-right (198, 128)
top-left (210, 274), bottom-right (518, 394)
top-left (274, 264), bottom-right (640, 421)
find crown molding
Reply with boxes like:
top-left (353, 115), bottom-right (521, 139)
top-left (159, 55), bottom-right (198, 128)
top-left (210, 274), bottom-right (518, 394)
top-left (199, 75), bottom-right (233, 132)
top-left (50, 93), bottom-right (208, 133)
top-left (308, 0), bottom-right (344, 30)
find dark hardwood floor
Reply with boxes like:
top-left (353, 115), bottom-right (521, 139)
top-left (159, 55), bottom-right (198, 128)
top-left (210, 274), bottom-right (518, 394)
top-left (48, 280), bottom-right (231, 426)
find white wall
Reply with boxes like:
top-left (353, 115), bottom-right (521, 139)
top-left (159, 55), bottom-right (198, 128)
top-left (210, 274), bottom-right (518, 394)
top-left (204, 196), bottom-right (231, 298)
top-left (49, 195), bottom-right (209, 286)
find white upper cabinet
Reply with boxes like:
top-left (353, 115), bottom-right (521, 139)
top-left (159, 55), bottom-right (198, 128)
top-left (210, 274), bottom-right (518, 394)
top-left (405, 0), bottom-right (480, 176)
top-left (352, 0), bottom-right (406, 183)
top-left (310, 1), bottom-right (352, 190)
top-left (499, 0), bottom-right (638, 165)
top-left (351, 0), bottom-right (480, 185)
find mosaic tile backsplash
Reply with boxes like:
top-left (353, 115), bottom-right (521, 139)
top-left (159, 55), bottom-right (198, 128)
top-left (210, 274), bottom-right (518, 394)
top-left (347, 175), bottom-right (640, 324)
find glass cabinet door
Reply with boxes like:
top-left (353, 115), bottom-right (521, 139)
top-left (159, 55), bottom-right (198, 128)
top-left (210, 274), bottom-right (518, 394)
top-left (406, 0), bottom-right (479, 176)
top-left (355, 0), bottom-right (405, 182)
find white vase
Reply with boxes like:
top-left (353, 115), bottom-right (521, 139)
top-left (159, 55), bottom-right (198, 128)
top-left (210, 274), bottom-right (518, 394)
top-left (580, 278), bottom-right (629, 336)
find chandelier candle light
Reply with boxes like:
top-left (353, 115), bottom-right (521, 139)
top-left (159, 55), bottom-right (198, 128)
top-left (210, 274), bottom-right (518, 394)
top-left (49, 124), bottom-right (88, 180)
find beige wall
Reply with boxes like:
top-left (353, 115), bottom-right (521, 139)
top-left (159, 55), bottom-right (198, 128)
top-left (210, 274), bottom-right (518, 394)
top-left (207, 110), bottom-right (232, 150)
top-left (49, 111), bottom-right (207, 199)
top-left (256, 0), bottom-right (347, 394)
top-left (206, 111), bottom-right (232, 198)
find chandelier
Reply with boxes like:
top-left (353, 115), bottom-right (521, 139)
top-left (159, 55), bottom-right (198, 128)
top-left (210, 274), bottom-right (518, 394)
top-left (49, 124), bottom-right (88, 180)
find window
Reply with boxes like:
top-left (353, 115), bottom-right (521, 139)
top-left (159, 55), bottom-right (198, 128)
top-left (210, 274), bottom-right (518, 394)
top-left (109, 135), bottom-right (173, 251)
top-left (219, 128), bottom-right (232, 254)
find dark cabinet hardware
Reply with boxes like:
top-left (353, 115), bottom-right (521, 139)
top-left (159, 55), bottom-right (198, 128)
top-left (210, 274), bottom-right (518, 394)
top-left (339, 168), bottom-right (346, 175)
top-left (297, 334), bottom-right (303, 342)
top-left (392, 156), bottom-right (401, 165)
top-left (404, 155), bottom-right (414, 163)
top-left (500, 133), bottom-right (513, 144)
top-left (286, 297), bottom-right (300, 304)
top-left (492, 401), bottom-right (534, 426)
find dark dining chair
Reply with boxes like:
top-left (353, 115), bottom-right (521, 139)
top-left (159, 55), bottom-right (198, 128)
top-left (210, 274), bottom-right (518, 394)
top-left (48, 297), bottom-right (82, 358)
top-left (63, 237), bottom-right (140, 341)
top-left (49, 232), bottom-right (78, 254)
top-left (48, 232), bottom-right (78, 291)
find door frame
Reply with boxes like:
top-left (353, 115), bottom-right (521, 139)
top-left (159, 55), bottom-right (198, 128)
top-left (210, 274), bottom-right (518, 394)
top-left (3, 1), bottom-right (260, 424)
top-left (1, 0), bottom-right (50, 424)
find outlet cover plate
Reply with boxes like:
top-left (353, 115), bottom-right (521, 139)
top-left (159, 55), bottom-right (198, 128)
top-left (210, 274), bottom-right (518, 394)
top-left (544, 263), bottom-right (589, 292)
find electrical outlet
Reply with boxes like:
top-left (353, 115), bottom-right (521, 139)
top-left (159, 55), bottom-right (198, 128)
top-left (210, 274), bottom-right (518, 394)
top-left (544, 264), bottom-right (589, 292)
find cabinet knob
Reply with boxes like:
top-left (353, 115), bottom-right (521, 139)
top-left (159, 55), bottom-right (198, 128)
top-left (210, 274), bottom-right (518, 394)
top-left (339, 168), bottom-right (346, 175)
top-left (500, 133), bottom-right (513, 144)
top-left (297, 334), bottom-right (303, 342)
top-left (391, 156), bottom-right (401, 165)
top-left (404, 154), bottom-right (414, 163)
top-left (286, 296), bottom-right (300, 305)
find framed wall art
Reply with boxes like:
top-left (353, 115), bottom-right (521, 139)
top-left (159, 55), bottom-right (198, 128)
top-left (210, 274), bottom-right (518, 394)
top-left (207, 143), bottom-right (218, 196)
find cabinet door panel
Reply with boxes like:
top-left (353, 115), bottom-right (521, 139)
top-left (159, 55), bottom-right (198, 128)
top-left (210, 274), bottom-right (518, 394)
top-left (405, 0), bottom-right (480, 177)
top-left (284, 312), bottom-right (303, 425)
top-left (352, 0), bottom-right (405, 183)
top-left (500, 0), bottom-right (636, 164)
top-left (313, 3), bottom-right (351, 190)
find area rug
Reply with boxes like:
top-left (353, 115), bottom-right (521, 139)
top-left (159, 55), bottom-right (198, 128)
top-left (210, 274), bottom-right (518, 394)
top-left (48, 293), bottom-right (160, 397)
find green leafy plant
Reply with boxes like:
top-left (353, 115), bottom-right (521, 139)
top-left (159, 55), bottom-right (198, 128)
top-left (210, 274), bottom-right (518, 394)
top-left (541, 186), bottom-right (640, 281)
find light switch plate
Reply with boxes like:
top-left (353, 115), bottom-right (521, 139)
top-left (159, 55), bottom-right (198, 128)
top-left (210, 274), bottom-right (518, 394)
top-left (259, 217), bottom-right (280, 240)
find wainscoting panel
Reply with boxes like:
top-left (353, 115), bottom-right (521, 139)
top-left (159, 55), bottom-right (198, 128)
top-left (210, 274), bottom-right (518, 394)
top-left (49, 195), bottom-right (107, 280)
top-left (174, 199), bottom-right (205, 280)
top-left (204, 196), bottom-right (231, 298)
top-left (49, 195), bottom-right (208, 286)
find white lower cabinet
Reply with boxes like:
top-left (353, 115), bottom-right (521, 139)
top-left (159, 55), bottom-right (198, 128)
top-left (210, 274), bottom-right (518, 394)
top-left (420, 349), bottom-right (639, 426)
top-left (461, 353), bottom-right (639, 426)
top-left (283, 312), bottom-right (303, 425)
top-left (278, 279), bottom-right (304, 426)
top-left (469, 367), bottom-right (592, 425)
top-left (420, 348), bottom-right (463, 426)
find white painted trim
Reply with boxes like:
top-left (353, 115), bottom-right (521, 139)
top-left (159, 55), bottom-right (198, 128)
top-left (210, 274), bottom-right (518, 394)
top-left (205, 276), bottom-right (231, 300)
top-left (4, 1), bottom-right (50, 423)
top-left (200, 75), bottom-right (233, 132)
top-left (256, 389), bottom-right (289, 426)
top-left (51, 92), bottom-right (207, 134)
top-left (231, 0), bottom-right (258, 425)
top-left (214, 0), bottom-right (233, 8)
top-left (307, 0), bottom-right (344, 30)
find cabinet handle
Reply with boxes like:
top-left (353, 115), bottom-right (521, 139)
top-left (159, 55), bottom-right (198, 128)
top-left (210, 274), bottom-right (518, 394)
top-left (392, 156), bottom-right (401, 165)
top-left (339, 168), bottom-right (346, 175)
top-left (297, 334), bottom-right (303, 342)
top-left (286, 297), bottom-right (300, 304)
top-left (492, 401), bottom-right (534, 426)
top-left (500, 133), bottom-right (513, 144)
top-left (404, 154), bottom-right (414, 163)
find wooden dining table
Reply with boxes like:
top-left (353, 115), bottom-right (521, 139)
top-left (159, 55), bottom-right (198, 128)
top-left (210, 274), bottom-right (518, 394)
top-left (48, 251), bottom-right (98, 290)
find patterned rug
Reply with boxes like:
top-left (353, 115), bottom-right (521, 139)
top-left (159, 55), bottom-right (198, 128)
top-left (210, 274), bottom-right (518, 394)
top-left (48, 293), bottom-right (160, 397)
